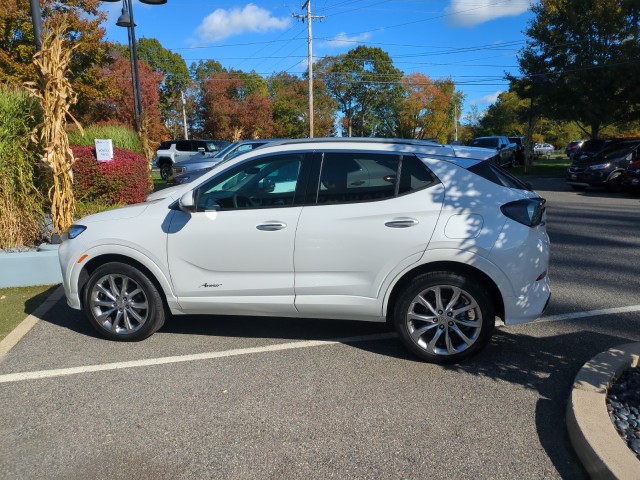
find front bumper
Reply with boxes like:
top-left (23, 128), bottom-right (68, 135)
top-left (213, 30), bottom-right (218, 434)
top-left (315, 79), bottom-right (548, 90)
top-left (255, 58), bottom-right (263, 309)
top-left (566, 168), bottom-right (612, 187)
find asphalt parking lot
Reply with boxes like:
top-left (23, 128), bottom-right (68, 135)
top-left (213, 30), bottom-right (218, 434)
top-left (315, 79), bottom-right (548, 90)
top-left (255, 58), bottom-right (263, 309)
top-left (1, 178), bottom-right (639, 479)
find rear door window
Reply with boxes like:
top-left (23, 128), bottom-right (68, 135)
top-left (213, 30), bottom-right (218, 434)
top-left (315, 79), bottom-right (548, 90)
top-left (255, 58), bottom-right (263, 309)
top-left (314, 152), bottom-right (439, 204)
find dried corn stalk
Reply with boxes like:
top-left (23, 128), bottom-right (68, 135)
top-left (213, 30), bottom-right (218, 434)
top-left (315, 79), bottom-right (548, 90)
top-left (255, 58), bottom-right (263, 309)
top-left (25, 21), bottom-right (82, 236)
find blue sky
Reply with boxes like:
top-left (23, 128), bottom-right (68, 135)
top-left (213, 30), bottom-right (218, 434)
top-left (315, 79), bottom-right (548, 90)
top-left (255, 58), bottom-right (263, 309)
top-left (100, 0), bottom-right (534, 117)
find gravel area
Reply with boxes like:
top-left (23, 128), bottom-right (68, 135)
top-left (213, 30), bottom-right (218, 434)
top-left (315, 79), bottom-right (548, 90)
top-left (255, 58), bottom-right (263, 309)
top-left (607, 366), bottom-right (640, 459)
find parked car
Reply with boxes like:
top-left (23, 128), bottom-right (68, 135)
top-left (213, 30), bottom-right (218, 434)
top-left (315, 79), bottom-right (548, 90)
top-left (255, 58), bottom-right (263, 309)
top-left (565, 140), bottom-right (585, 158)
top-left (169, 139), bottom-right (275, 185)
top-left (59, 138), bottom-right (550, 364)
top-left (156, 139), bottom-right (230, 180)
top-left (624, 157), bottom-right (640, 195)
top-left (573, 138), bottom-right (617, 161)
top-left (508, 136), bottom-right (525, 164)
top-left (566, 139), bottom-right (640, 192)
top-left (469, 136), bottom-right (518, 167)
top-left (533, 143), bottom-right (554, 155)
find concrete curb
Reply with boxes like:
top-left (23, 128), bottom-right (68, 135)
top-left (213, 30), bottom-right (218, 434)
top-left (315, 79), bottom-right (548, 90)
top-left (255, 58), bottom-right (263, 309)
top-left (566, 343), bottom-right (640, 480)
top-left (0, 285), bottom-right (65, 363)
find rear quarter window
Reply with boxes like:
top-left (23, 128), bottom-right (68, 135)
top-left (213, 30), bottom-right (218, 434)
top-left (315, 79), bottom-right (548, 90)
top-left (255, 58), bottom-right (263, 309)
top-left (468, 161), bottom-right (531, 190)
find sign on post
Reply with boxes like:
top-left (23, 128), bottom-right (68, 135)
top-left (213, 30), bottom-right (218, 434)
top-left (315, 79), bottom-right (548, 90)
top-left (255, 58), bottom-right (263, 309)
top-left (95, 139), bottom-right (114, 162)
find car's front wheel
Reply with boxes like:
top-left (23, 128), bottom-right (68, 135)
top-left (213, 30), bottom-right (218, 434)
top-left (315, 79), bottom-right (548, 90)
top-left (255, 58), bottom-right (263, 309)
top-left (605, 171), bottom-right (624, 193)
top-left (83, 262), bottom-right (166, 341)
top-left (394, 272), bottom-right (495, 363)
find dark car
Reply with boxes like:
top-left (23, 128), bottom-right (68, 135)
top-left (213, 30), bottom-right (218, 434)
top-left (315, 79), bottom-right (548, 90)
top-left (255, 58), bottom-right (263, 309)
top-left (469, 136), bottom-right (518, 168)
top-left (623, 158), bottom-right (640, 195)
top-left (572, 138), bottom-right (617, 161)
top-left (508, 136), bottom-right (525, 164)
top-left (565, 140), bottom-right (584, 158)
top-left (566, 139), bottom-right (640, 192)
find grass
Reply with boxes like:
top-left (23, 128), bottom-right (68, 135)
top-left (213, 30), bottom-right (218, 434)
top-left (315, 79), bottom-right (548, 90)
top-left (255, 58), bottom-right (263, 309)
top-left (512, 154), bottom-right (570, 178)
top-left (0, 285), bottom-right (59, 341)
top-left (152, 171), bottom-right (169, 192)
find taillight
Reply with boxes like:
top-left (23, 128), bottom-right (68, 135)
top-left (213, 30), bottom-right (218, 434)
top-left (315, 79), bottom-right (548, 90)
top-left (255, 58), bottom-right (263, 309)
top-left (501, 198), bottom-right (546, 227)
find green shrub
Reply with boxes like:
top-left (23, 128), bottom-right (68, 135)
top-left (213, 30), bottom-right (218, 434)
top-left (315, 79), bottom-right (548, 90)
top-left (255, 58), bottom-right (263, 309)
top-left (72, 146), bottom-right (152, 205)
top-left (0, 86), bottom-right (44, 249)
top-left (67, 123), bottom-right (143, 155)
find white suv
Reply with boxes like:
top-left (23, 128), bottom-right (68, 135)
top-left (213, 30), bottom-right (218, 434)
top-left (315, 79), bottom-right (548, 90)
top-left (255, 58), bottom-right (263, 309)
top-left (59, 138), bottom-right (550, 363)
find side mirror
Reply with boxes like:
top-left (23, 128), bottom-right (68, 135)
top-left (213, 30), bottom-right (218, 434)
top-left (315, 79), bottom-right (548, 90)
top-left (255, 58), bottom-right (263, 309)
top-left (178, 191), bottom-right (196, 213)
top-left (262, 178), bottom-right (275, 193)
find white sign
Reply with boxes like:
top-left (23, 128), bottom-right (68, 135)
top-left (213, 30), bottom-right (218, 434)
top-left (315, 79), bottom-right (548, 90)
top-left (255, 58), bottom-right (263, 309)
top-left (95, 138), bottom-right (114, 162)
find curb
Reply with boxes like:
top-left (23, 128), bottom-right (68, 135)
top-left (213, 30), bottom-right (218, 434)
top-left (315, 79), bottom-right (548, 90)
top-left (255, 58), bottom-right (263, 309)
top-left (567, 343), bottom-right (640, 480)
top-left (0, 285), bottom-right (65, 363)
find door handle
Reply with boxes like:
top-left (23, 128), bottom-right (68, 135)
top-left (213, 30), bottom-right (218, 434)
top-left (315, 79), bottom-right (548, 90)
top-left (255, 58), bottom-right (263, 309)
top-left (256, 222), bottom-right (287, 231)
top-left (385, 217), bottom-right (418, 228)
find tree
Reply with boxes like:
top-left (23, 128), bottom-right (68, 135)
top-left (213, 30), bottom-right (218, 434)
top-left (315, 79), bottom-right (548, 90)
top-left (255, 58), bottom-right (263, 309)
top-left (267, 72), bottom-right (337, 138)
top-left (315, 46), bottom-right (403, 137)
top-left (515, 0), bottom-right (640, 138)
top-left (97, 52), bottom-right (166, 144)
top-left (0, 0), bottom-right (112, 125)
top-left (136, 38), bottom-right (190, 138)
top-left (397, 73), bottom-right (462, 143)
top-left (201, 72), bottom-right (273, 140)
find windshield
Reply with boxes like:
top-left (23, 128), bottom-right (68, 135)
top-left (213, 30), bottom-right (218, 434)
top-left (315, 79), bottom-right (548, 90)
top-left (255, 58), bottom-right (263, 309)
top-left (470, 138), bottom-right (498, 149)
top-left (213, 141), bottom-right (241, 159)
top-left (599, 142), bottom-right (638, 159)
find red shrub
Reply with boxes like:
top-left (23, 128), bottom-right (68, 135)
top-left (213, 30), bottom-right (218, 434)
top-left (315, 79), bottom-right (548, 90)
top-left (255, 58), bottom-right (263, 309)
top-left (72, 146), bottom-right (152, 205)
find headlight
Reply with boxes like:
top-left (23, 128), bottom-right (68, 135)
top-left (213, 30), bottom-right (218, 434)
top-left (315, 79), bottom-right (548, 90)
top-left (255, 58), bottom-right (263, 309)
top-left (588, 163), bottom-right (611, 170)
top-left (501, 198), bottom-right (546, 227)
top-left (67, 225), bottom-right (86, 239)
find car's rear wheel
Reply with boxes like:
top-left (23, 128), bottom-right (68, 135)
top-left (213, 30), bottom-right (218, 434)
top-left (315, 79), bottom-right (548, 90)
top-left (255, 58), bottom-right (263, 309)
top-left (158, 162), bottom-right (173, 180)
top-left (84, 262), bottom-right (165, 341)
top-left (394, 272), bottom-right (495, 363)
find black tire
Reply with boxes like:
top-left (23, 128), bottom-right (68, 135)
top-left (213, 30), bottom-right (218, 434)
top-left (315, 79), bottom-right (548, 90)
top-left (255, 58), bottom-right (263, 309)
top-left (510, 153), bottom-right (518, 168)
top-left (605, 171), bottom-right (624, 193)
top-left (83, 262), bottom-right (165, 341)
top-left (570, 185), bottom-right (586, 191)
top-left (393, 272), bottom-right (495, 364)
top-left (159, 162), bottom-right (173, 180)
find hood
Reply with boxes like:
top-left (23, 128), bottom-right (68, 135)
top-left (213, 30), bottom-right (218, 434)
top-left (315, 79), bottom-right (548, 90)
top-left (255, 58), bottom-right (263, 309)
top-left (79, 203), bottom-right (149, 224)
top-left (452, 146), bottom-right (497, 160)
top-left (145, 184), bottom-right (190, 202)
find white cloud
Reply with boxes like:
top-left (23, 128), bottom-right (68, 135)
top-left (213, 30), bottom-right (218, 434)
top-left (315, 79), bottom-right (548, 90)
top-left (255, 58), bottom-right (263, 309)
top-left (322, 32), bottom-right (371, 49)
top-left (445, 0), bottom-right (530, 27)
top-left (470, 90), bottom-right (503, 106)
top-left (196, 3), bottom-right (291, 43)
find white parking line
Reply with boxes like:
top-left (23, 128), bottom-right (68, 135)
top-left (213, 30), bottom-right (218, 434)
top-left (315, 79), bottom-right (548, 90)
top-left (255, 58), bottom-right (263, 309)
top-left (2, 304), bottom-right (639, 384)
top-left (0, 333), bottom-right (396, 384)
top-left (535, 304), bottom-right (640, 323)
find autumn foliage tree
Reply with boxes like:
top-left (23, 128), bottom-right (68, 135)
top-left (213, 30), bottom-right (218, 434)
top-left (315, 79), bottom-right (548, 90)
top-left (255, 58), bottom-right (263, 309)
top-left (96, 52), bottom-right (166, 145)
top-left (0, 0), bottom-right (112, 125)
top-left (398, 73), bottom-right (461, 143)
top-left (201, 72), bottom-right (273, 140)
top-left (268, 72), bottom-right (336, 138)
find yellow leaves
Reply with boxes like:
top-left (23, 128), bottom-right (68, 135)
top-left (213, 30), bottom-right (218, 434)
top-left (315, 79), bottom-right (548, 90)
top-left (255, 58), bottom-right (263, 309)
top-left (26, 21), bottom-right (81, 235)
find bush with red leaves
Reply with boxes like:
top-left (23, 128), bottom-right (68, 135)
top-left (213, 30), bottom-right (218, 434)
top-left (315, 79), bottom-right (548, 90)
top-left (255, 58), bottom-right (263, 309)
top-left (71, 146), bottom-right (152, 205)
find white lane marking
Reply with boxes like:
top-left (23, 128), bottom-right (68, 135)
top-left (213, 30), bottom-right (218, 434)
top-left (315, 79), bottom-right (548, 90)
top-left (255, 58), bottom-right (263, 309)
top-left (0, 333), bottom-right (396, 384)
top-left (2, 304), bottom-right (639, 384)
top-left (534, 304), bottom-right (640, 323)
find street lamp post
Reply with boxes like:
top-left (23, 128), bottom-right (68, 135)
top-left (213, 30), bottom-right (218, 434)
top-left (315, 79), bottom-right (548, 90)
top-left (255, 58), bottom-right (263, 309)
top-left (103, 0), bottom-right (166, 132)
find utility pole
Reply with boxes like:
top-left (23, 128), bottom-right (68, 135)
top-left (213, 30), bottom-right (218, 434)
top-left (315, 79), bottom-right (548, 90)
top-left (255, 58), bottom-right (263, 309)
top-left (453, 103), bottom-right (458, 142)
top-left (181, 90), bottom-right (189, 140)
top-left (293, 1), bottom-right (323, 138)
